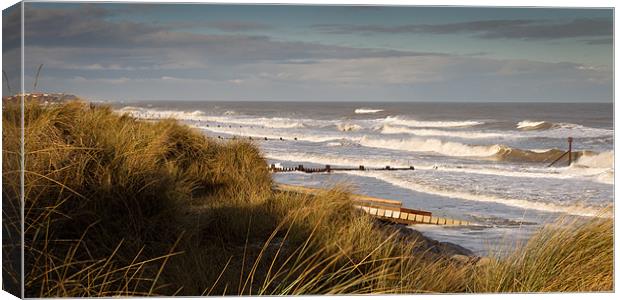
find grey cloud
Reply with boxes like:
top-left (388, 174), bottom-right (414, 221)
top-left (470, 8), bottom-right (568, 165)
top-left (17, 3), bottom-right (452, 90)
top-left (313, 18), bottom-right (612, 41)
top-left (35, 55), bottom-right (611, 102)
top-left (205, 21), bottom-right (273, 32)
top-left (153, 20), bottom-right (273, 32)
top-left (18, 4), bottom-right (447, 65)
top-left (2, 5), bottom-right (23, 50)
top-left (12, 3), bottom-right (611, 102)
top-left (583, 37), bottom-right (613, 45)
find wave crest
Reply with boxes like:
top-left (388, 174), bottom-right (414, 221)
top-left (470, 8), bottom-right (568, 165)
top-left (379, 124), bottom-right (503, 139)
top-left (358, 136), bottom-right (501, 157)
top-left (354, 108), bottom-right (384, 114)
top-left (117, 106), bottom-right (308, 129)
top-left (517, 120), bottom-right (554, 130)
top-left (357, 135), bottom-right (609, 167)
top-left (347, 171), bottom-right (609, 217)
top-left (337, 123), bottom-right (363, 132)
top-left (573, 151), bottom-right (614, 169)
top-left (384, 116), bottom-right (484, 128)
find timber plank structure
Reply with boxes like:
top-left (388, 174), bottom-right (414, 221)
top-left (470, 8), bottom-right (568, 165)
top-left (269, 164), bottom-right (415, 173)
top-left (275, 184), bottom-right (471, 226)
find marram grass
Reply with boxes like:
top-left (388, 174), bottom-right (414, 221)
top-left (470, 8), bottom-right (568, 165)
top-left (1, 99), bottom-right (613, 296)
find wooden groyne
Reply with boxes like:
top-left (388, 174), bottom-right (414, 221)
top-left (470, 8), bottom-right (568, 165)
top-left (269, 164), bottom-right (415, 174)
top-left (547, 137), bottom-right (575, 167)
top-left (275, 184), bottom-right (471, 226)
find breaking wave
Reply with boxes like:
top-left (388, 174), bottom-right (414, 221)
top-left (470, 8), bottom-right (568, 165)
top-left (119, 106), bottom-right (612, 168)
top-left (494, 148), bottom-right (570, 163)
top-left (337, 123), bottom-right (363, 132)
top-left (205, 116), bottom-right (308, 129)
top-left (117, 106), bottom-right (308, 129)
top-left (516, 120), bottom-right (612, 138)
top-left (117, 106), bottom-right (206, 120)
top-left (495, 148), bottom-right (613, 167)
top-left (357, 135), bottom-right (610, 166)
top-left (355, 108), bottom-right (384, 114)
top-left (379, 124), bottom-right (503, 139)
top-left (517, 120), bottom-right (554, 130)
top-left (196, 125), bottom-right (344, 143)
top-left (383, 116), bottom-right (484, 128)
top-left (265, 150), bottom-right (611, 184)
top-left (381, 123), bottom-right (612, 140)
top-left (358, 136), bottom-right (501, 157)
top-left (346, 171), bottom-right (609, 217)
top-left (594, 170), bottom-right (614, 185)
top-left (573, 151), bottom-right (614, 169)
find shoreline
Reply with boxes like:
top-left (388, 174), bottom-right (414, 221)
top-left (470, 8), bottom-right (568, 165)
top-left (272, 182), bottom-right (479, 260)
top-left (6, 99), bottom-right (612, 295)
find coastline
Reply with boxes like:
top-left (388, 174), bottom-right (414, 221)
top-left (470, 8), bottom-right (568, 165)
top-left (4, 99), bottom-right (612, 295)
top-left (273, 183), bottom-right (478, 258)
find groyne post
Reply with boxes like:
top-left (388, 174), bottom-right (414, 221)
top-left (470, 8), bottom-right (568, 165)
top-left (568, 137), bottom-right (573, 166)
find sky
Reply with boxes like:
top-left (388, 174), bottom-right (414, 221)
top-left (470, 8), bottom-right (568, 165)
top-left (1, 2), bottom-right (614, 102)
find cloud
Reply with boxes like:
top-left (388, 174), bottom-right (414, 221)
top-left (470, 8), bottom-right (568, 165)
top-left (240, 56), bottom-right (611, 86)
top-left (11, 3), bottom-right (612, 102)
top-left (313, 18), bottom-right (612, 41)
top-left (583, 37), bottom-right (613, 45)
top-left (36, 55), bottom-right (610, 102)
top-left (17, 4), bottom-right (447, 70)
top-left (204, 21), bottom-right (273, 32)
top-left (153, 20), bottom-right (273, 32)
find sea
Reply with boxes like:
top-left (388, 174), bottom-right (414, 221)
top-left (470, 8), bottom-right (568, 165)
top-left (111, 101), bottom-right (614, 255)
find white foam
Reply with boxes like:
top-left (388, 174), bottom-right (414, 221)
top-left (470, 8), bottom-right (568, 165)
top-left (346, 171), bottom-right (610, 218)
top-left (595, 170), bottom-right (614, 185)
top-left (383, 116), bottom-right (484, 128)
top-left (336, 123), bottom-right (363, 132)
top-left (573, 151), bottom-right (614, 169)
top-left (358, 136), bottom-right (501, 157)
top-left (200, 124), bottom-right (511, 159)
top-left (562, 151), bottom-right (615, 184)
top-left (379, 124), bottom-right (503, 139)
top-left (189, 110), bottom-right (204, 116)
top-left (529, 148), bottom-right (552, 153)
top-left (196, 125), bottom-right (344, 143)
top-left (380, 122), bottom-right (612, 140)
top-left (117, 106), bottom-right (205, 120)
top-left (326, 142), bottom-right (343, 147)
top-left (264, 151), bottom-right (612, 184)
top-left (355, 108), bottom-right (384, 114)
top-left (517, 120), bottom-right (548, 129)
top-left (117, 106), bottom-right (310, 129)
top-left (206, 116), bottom-right (308, 129)
top-left (516, 120), bottom-right (613, 138)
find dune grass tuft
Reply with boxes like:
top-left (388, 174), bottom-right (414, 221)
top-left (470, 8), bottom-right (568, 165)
top-left (2, 99), bottom-right (613, 296)
top-left (472, 215), bottom-right (613, 292)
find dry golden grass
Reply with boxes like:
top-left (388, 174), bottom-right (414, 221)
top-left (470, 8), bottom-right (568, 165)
top-left (472, 214), bottom-right (613, 292)
top-left (1, 99), bottom-right (613, 296)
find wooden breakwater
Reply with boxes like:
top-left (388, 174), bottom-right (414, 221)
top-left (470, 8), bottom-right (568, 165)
top-left (275, 184), bottom-right (471, 226)
top-left (269, 164), bottom-right (415, 173)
